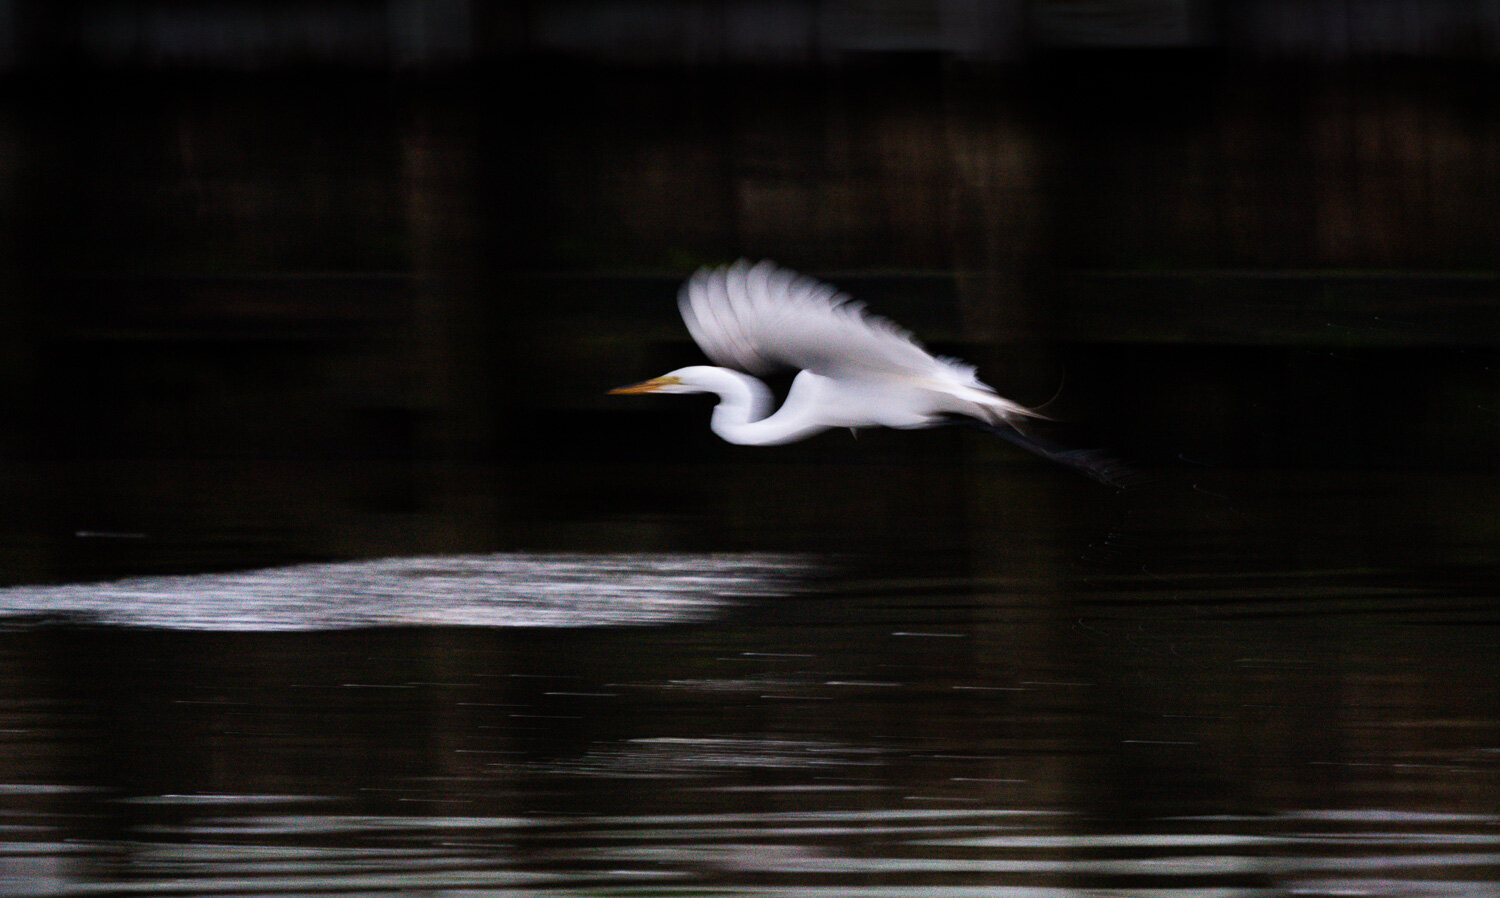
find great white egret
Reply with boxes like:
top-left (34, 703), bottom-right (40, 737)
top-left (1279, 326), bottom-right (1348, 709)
top-left (612, 260), bottom-right (1125, 484)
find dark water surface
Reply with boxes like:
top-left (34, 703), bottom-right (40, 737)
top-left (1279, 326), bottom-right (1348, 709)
top-left (1, 465), bottom-right (1497, 897)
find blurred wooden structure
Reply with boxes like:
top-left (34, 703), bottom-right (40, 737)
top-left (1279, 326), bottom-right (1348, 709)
top-left (3, 1), bottom-right (1500, 69)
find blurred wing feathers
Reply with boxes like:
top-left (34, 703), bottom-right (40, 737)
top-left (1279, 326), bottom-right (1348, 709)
top-left (679, 260), bottom-right (944, 380)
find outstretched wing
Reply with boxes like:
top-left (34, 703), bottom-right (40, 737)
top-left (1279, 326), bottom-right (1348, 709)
top-left (678, 260), bottom-right (956, 382)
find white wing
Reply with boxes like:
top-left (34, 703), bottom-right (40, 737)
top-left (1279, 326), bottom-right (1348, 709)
top-left (678, 259), bottom-right (972, 383)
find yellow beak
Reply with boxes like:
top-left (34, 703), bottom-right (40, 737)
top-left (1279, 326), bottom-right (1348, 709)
top-left (608, 375), bottom-right (680, 395)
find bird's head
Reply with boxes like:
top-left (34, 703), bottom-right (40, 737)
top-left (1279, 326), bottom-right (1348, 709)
top-left (609, 367), bottom-right (720, 396)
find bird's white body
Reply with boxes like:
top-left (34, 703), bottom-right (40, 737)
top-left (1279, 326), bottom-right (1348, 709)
top-left (612, 260), bottom-right (1134, 486)
top-left (611, 260), bottom-right (1043, 446)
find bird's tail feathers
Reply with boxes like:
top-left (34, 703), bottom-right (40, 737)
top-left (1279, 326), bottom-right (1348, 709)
top-left (971, 390), bottom-right (1052, 425)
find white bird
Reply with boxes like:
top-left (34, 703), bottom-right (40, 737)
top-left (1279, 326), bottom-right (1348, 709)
top-left (613, 260), bottom-right (1126, 484)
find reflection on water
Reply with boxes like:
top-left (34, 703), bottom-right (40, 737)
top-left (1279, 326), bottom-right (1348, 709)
top-left (0, 553), bottom-right (811, 630)
top-left (1, 469), bottom-right (1498, 897)
top-left (25, 801), bottom-right (1500, 896)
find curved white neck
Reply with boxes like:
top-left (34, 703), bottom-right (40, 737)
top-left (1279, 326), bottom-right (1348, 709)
top-left (692, 367), bottom-right (829, 446)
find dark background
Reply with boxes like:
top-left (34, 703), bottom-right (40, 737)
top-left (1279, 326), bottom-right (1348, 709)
top-left (1, 5), bottom-right (1499, 894)
top-left (3, 1), bottom-right (1499, 583)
